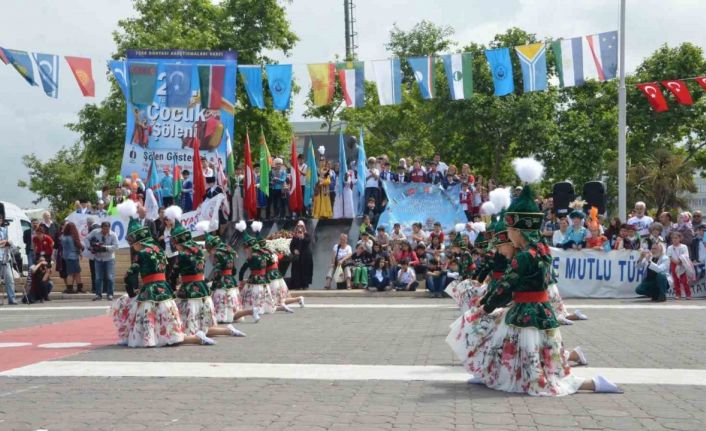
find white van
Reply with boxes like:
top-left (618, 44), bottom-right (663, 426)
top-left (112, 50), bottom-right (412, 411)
top-left (0, 201), bottom-right (31, 272)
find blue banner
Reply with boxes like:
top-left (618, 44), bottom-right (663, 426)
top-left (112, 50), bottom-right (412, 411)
top-left (377, 181), bottom-right (468, 238)
top-left (238, 65), bottom-right (265, 109)
top-left (485, 47), bottom-right (514, 96)
top-left (109, 60), bottom-right (129, 99)
top-left (164, 63), bottom-right (193, 107)
top-left (265, 64), bottom-right (292, 111)
top-left (33, 52), bottom-right (60, 98)
top-left (117, 50), bottom-right (237, 181)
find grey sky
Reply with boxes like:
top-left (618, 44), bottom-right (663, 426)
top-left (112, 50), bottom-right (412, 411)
top-left (1, 0), bottom-right (704, 209)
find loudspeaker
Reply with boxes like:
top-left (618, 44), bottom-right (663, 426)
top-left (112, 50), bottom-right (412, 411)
top-left (583, 181), bottom-right (607, 214)
top-left (552, 182), bottom-right (575, 218)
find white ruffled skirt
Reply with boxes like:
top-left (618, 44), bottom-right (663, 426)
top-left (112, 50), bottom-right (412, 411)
top-left (211, 288), bottom-right (242, 323)
top-left (242, 283), bottom-right (277, 314)
top-left (111, 294), bottom-right (135, 345)
top-left (177, 297), bottom-right (217, 336)
top-left (126, 299), bottom-right (185, 348)
top-left (269, 278), bottom-right (290, 306)
top-left (547, 283), bottom-right (568, 320)
top-left (445, 279), bottom-right (487, 315)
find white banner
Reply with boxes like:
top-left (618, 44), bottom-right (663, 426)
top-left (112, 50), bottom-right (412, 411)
top-left (552, 247), bottom-right (706, 298)
top-left (65, 195), bottom-right (224, 249)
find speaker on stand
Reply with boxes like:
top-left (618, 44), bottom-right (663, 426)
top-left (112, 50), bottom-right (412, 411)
top-left (552, 182), bottom-right (575, 218)
top-left (583, 181), bottom-right (607, 215)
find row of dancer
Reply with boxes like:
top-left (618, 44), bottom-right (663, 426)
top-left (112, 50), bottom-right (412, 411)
top-left (111, 202), bottom-right (304, 348)
top-left (444, 158), bottom-right (621, 396)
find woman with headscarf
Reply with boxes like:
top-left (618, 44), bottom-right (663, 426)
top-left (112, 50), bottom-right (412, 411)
top-left (289, 221), bottom-right (314, 290)
top-left (312, 162), bottom-right (333, 219)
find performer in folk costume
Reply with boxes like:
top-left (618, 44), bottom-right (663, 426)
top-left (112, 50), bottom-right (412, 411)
top-left (585, 206), bottom-right (611, 251)
top-left (237, 221), bottom-right (277, 319)
top-left (444, 223), bottom-right (480, 313)
top-left (257, 236), bottom-right (305, 312)
top-left (561, 200), bottom-right (589, 250)
top-left (170, 212), bottom-right (246, 339)
top-left (456, 158), bottom-right (621, 396)
top-left (198, 221), bottom-right (243, 324)
top-left (112, 200), bottom-right (215, 347)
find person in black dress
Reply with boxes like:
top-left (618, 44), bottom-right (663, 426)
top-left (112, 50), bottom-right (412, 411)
top-left (289, 221), bottom-right (313, 290)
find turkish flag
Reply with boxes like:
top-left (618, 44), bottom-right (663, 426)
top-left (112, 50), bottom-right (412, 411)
top-left (289, 136), bottom-right (303, 213)
top-left (661, 80), bottom-right (693, 105)
top-left (695, 76), bottom-right (706, 91)
top-left (65, 56), bottom-right (95, 97)
top-left (636, 83), bottom-right (669, 113)
top-left (243, 131), bottom-right (258, 220)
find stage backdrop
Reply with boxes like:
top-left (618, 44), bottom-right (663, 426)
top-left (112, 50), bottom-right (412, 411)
top-left (117, 50), bottom-right (237, 180)
top-left (377, 181), bottom-right (468, 236)
top-left (552, 247), bottom-right (706, 298)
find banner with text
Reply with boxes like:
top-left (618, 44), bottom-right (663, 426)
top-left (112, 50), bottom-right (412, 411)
top-left (552, 247), bottom-right (706, 298)
top-left (377, 181), bottom-right (468, 236)
top-left (118, 50), bottom-right (237, 180)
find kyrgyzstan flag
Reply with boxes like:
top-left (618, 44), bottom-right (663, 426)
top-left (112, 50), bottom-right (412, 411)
top-left (243, 131), bottom-right (258, 220)
top-left (198, 65), bottom-right (225, 109)
top-left (289, 136), bottom-right (303, 213)
top-left (636, 83), bottom-right (669, 113)
top-left (65, 56), bottom-right (95, 97)
top-left (661, 80), bottom-right (693, 105)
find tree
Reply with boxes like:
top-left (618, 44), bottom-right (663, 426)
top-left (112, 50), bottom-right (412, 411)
top-left (20, 0), bottom-right (298, 213)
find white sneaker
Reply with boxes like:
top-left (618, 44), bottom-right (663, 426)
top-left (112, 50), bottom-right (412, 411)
top-left (559, 317), bottom-right (574, 325)
top-left (227, 324), bottom-right (246, 337)
top-left (573, 346), bottom-right (588, 365)
top-left (467, 376), bottom-right (484, 385)
top-left (252, 308), bottom-right (261, 323)
top-left (593, 375), bottom-right (623, 393)
top-left (574, 309), bottom-right (589, 320)
top-left (282, 305), bottom-right (294, 314)
top-left (298, 297), bottom-right (305, 308)
top-left (195, 330), bottom-right (216, 345)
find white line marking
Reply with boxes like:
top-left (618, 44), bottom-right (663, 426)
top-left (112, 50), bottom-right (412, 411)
top-left (0, 342), bottom-right (31, 348)
top-left (2, 361), bottom-right (706, 386)
top-left (0, 306), bottom-right (110, 311)
top-left (37, 342), bottom-right (91, 349)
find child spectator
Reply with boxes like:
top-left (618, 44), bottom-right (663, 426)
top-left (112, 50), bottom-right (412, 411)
top-left (390, 223), bottom-right (407, 246)
top-left (667, 231), bottom-right (692, 299)
top-left (459, 182), bottom-right (473, 220)
top-left (368, 257), bottom-right (391, 291)
top-left (428, 221), bottom-right (445, 245)
top-left (375, 226), bottom-right (390, 250)
top-left (426, 257), bottom-right (446, 298)
top-left (392, 259), bottom-right (418, 291)
top-left (359, 215), bottom-right (375, 239)
top-left (347, 244), bottom-right (373, 289)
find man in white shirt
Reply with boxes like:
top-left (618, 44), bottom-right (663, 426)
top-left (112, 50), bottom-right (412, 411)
top-left (364, 157), bottom-right (381, 209)
top-left (433, 154), bottom-right (448, 176)
top-left (627, 201), bottom-right (654, 237)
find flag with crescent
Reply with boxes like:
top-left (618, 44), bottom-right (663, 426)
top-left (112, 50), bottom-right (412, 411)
top-left (661, 80), bottom-right (693, 106)
top-left (165, 63), bottom-right (193, 107)
top-left (65, 56), bottom-right (95, 97)
top-left (696, 77), bottom-right (706, 91)
top-left (108, 60), bottom-right (129, 99)
top-left (265, 64), bottom-right (293, 111)
top-left (442, 53), bottom-right (473, 100)
top-left (407, 56), bottom-right (435, 100)
top-left (636, 83), bottom-right (669, 112)
top-left (33, 53), bottom-right (60, 98)
top-left (485, 48), bottom-right (514, 96)
top-left (4, 49), bottom-right (36, 86)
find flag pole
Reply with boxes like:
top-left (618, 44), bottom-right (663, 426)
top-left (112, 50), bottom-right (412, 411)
top-left (618, 0), bottom-right (627, 220)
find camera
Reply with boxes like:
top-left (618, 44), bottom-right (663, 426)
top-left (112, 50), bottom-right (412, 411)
top-left (89, 237), bottom-right (107, 254)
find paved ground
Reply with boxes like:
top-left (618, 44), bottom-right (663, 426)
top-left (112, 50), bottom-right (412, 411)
top-left (0, 298), bottom-right (705, 430)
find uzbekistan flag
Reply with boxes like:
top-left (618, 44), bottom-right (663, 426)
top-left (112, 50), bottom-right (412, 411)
top-left (336, 61), bottom-right (364, 108)
top-left (442, 53), bottom-right (473, 100)
top-left (514, 43), bottom-right (547, 93)
top-left (407, 56), bottom-right (435, 99)
top-left (198, 65), bottom-right (225, 109)
top-left (585, 31), bottom-right (618, 82)
top-left (551, 37), bottom-right (585, 88)
top-left (371, 59), bottom-right (402, 106)
top-left (307, 63), bottom-right (336, 106)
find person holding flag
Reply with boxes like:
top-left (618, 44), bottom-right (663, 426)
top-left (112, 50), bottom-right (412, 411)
top-left (160, 166), bottom-right (174, 207)
top-left (304, 139), bottom-right (318, 215)
top-left (289, 137), bottom-right (303, 218)
top-left (243, 131), bottom-right (258, 220)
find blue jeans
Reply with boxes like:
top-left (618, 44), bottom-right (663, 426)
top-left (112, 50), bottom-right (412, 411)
top-left (1, 262), bottom-right (16, 303)
top-left (94, 259), bottom-right (115, 297)
top-left (426, 274), bottom-right (446, 296)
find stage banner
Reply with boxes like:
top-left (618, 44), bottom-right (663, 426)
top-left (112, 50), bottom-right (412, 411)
top-left (118, 50), bottom-right (237, 181)
top-left (377, 181), bottom-right (468, 237)
top-left (66, 195), bottom-right (224, 249)
top-left (551, 247), bottom-right (706, 299)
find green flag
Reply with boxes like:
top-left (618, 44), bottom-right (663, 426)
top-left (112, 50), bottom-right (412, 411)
top-left (259, 128), bottom-right (271, 196)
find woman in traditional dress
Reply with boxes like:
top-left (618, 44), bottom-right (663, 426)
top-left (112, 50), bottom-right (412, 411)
top-left (333, 169), bottom-right (355, 219)
top-left (289, 221), bottom-right (313, 290)
top-left (170, 215), bottom-right (246, 339)
top-left (199, 222), bottom-right (243, 324)
top-left (237, 221), bottom-right (277, 319)
top-left (112, 200), bottom-right (214, 347)
top-left (453, 158), bottom-right (622, 396)
top-left (312, 164), bottom-right (333, 219)
top-left (258, 236), bottom-right (305, 312)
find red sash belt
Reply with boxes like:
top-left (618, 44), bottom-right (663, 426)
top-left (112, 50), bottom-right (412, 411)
top-left (491, 271), bottom-right (504, 280)
top-left (266, 264), bottom-right (278, 271)
top-left (250, 269), bottom-right (266, 276)
top-left (222, 269), bottom-right (233, 276)
top-left (142, 273), bottom-right (166, 283)
top-left (513, 291), bottom-right (549, 303)
top-left (182, 274), bottom-right (205, 282)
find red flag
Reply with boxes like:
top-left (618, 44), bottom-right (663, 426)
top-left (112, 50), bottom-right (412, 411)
top-left (191, 138), bottom-right (206, 210)
top-left (289, 136), bottom-right (303, 212)
top-left (65, 56), bottom-right (95, 97)
top-left (661, 80), bottom-right (693, 105)
top-left (695, 76), bottom-right (706, 91)
top-left (243, 131), bottom-right (258, 219)
top-left (636, 83), bottom-right (669, 113)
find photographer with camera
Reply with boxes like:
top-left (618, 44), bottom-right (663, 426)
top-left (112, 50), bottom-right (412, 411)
top-left (25, 255), bottom-right (54, 303)
top-left (85, 221), bottom-right (118, 301)
top-left (0, 213), bottom-right (18, 305)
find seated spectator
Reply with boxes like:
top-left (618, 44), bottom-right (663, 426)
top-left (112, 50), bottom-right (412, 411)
top-left (375, 226), bottom-right (391, 250)
top-left (428, 221), bottom-right (445, 245)
top-left (324, 233), bottom-right (353, 290)
top-left (390, 223), bottom-right (407, 246)
top-left (562, 210), bottom-right (588, 250)
top-left (347, 243), bottom-right (373, 289)
top-left (552, 217), bottom-right (569, 247)
top-left (392, 259), bottom-right (418, 291)
top-left (391, 240), bottom-right (419, 278)
top-left (410, 222), bottom-right (428, 246)
top-left (368, 257), bottom-right (391, 291)
top-left (359, 215), bottom-right (375, 239)
top-left (636, 242), bottom-right (669, 302)
top-left (426, 257), bottom-right (447, 298)
top-left (428, 235), bottom-right (445, 254)
top-left (25, 256), bottom-right (54, 304)
top-left (357, 232), bottom-right (374, 253)
top-left (413, 243), bottom-right (429, 278)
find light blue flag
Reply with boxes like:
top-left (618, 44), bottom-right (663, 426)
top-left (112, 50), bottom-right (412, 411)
top-left (485, 48), bottom-right (514, 96)
top-left (304, 139), bottom-right (318, 208)
top-left (407, 56), bottom-right (435, 99)
top-left (32, 53), bottom-right (59, 98)
top-left (4, 49), bottom-right (36, 86)
top-left (514, 43), bottom-right (547, 93)
top-left (108, 60), bottom-right (129, 99)
top-left (356, 128), bottom-right (368, 215)
top-left (238, 65), bottom-right (265, 109)
top-left (164, 63), bottom-right (193, 107)
top-left (265, 64), bottom-right (292, 111)
top-left (337, 130), bottom-right (348, 196)
top-left (147, 154), bottom-right (162, 204)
